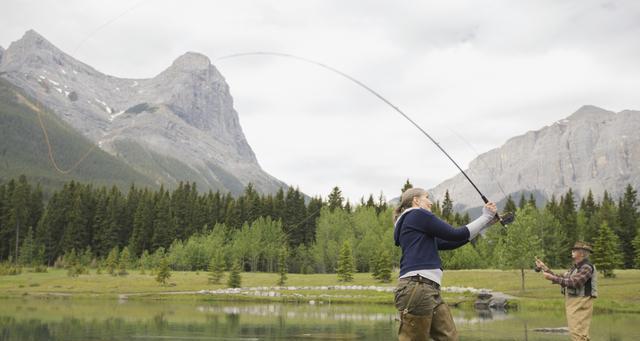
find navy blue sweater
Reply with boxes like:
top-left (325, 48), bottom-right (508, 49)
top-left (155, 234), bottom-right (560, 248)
top-left (394, 208), bottom-right (470, 276)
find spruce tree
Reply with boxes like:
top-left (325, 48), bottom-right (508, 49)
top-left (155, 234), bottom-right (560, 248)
top-left (503, 195), bottom-right (517, 214)
top-left (328, 187), bottom-right (344, 212)
top-left (65, 248), bottom-right (87, 277)
top-left (119, 246), bottom-right (130, 276)
top-left (277, 247), bottom-right (288, 286)
top-left (208, 251), bottom-right (225, 284)
top-left (518, 193), bottom-right (527, 210)
top-left (337, 240), bottom-right (355, 282)
top-left (592, 221), bottom-right (623, 278)
top-left (442, 190), bottom-right (453, 223)
top-left (376, 192), bottom-right (388, 215)
top-left (105, 246), bottom-right (119, 276)
top-left (152, 190), bottom-right (174, 249)
top-left (401, 179), bottom-right (413, 194)
top-left (227, 259), bottom-right (242, 288)
top-left (617, 184), bottom-right (638, 268)
top-left (375, 250), bottom-right (392, 283)
top-left (18, 226), bottom-right (36, 266)
top-left (139, 250), bottom-right (149, 274)
top-left (561, 189), bottom-right (578, 243)
top-left (156, 256), bottom-right (171, 285)
top-left (633, 226), bottom-right (640, 269)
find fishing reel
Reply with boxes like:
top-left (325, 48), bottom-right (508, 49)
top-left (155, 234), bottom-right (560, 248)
top-left (497, 211), bottom-right (515, 226)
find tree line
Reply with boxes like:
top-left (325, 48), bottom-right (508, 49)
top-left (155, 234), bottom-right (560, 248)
top-left (1, 175), bottom-right (639, 280)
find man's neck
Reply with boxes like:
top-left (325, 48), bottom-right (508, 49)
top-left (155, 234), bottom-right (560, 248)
top-left (574, 258), bottom-right (587, 266)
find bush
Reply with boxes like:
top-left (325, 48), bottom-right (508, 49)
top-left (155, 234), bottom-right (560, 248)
top-left (33, 265), bottom-right (48, 273)
top-left (0, 262), bottom-right (22, 276)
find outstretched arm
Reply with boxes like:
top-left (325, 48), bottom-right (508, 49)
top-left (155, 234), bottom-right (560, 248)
top-left (543, 265), bottom-right (593, 288)
top-left (436, 237), bottom-right (469, 250)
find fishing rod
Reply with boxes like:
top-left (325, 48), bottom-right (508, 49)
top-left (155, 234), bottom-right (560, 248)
top-left (215, 52), bottom-right (514, 226)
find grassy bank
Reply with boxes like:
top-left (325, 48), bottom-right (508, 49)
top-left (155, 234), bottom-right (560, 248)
top-left (1, 268), bottom-right (639, 312)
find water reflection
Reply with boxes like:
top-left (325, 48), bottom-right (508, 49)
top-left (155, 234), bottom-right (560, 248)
top-left (0, 299), bottom-right (638, 340)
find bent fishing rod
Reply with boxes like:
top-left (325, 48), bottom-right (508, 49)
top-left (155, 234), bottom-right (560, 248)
top-left (215, 52), bottom-right (514, 226)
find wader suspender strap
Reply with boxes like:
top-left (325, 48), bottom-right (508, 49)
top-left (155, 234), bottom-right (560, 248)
top-left (398, 281), bottom-right (420, 333)
top-left (585, 263), bottom-right (594, 297)
top-left (403, 281), bottom-right (420, 315)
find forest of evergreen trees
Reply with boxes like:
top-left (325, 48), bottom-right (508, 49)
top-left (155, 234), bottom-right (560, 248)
top-left (1, 175), bottom-right (639, 277)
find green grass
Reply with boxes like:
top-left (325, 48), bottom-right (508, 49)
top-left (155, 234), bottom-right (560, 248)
top-left (1, 268), bottom-right (639, 312)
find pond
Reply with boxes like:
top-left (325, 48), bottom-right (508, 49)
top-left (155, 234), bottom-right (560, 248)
top-left (0, 298), bottom-right (638, 340)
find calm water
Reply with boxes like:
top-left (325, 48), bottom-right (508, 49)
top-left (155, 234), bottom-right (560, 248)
top-left (0, 298), bottom-right (638, 340)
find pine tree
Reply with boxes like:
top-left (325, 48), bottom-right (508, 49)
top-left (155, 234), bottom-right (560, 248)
top-left (518, 193), bottom-right (527, 210)
top-left (336, 240), bottom-right (355, 282)
top-left (632, 226), bottom-right (640, 269)
top-left (152, 190), bottom-right (174, 249)
top-left (401, 179), bottom-right (413, 194)
top-left (592, 221), bottom-right (623, 278)
top-left (18, 226), bottom-right (37, 266)
top-left (119, 246), bottom-right (130, 276)
top-left (503, 195), bottom-right (517, 214)
top-left (617, 184), bottom-right (638, 268)
top-left (277, 247), bottom-right (288, 286)
top-left (442, 190), bottom-right (453, 223)
top-left (376, 192), bottom-right (388, 215)
top-left (561, 189), bottom-right (578, 243)
top-left (129, 192), bottom-right (154, 257)
top-left (374, 249), bottom-right (392, 283)
top-left (528, 193), bottom-right (537, 208)
top-left (328, 187), bottom-right (344, 212)
top-left (105, 246), bottom-right (119, 276)
top-left (227, 259), bottom-right (242, 288)
top-left (208, 250), bottom-right (225, 284)
top-left (139, 250), bottom-right (149, 274)
top-left (155, 256), bottom-right (172, 285)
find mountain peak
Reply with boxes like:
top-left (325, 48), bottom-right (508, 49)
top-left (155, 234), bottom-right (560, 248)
top-left (566, 105), bottom-right (613, 121)
top-left (170, 52), bottom-right (212, 71)
top-left (18, 29), bottom-right (56, 50)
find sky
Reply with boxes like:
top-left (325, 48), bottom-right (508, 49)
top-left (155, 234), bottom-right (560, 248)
top-left (2, 0), bottom-right (640, 203)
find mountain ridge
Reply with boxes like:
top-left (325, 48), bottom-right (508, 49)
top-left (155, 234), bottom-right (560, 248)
top-left (0, 30), bottom-right (286, 195)
top-left (429, 105), bottom-right (640, 211)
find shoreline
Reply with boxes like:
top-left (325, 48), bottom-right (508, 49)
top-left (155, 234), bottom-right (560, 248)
top-left (2, 269), bottom-right (639, 313)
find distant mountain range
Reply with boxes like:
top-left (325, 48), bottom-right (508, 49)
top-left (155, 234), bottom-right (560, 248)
top-left (0, 30), bottom-right (287, 195)
top-left (429, 105), bottom-right (640, 211)
top-left (1, 31), bottom-right (637, 205)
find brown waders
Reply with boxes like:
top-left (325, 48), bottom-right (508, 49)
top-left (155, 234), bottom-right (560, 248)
top-left (394, 276), bottom-right (458, 341)
top-left (565, 296), bottom-right (593, 341)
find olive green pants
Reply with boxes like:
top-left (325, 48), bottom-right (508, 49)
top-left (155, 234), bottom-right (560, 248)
top-left (394, 278), bottom-right (458, 341)
top-left (565, 296), bottom-right (593, 341)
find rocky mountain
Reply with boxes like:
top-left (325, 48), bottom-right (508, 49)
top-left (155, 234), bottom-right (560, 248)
top-left (429, 105), bottom-right (640, 210)
top-left (0, 30), bottom-right (287, 195)
top-left (0, 77), bottom-right (156, 193)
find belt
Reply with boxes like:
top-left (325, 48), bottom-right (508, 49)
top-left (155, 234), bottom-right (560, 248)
top-left (407, 275), bottom-right (440, 289)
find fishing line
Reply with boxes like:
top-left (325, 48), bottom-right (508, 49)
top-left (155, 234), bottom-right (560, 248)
top-left (34, 0), bottom-right (148, 174)
top-left (215, 52), bottom-right (514, 225)
top-left (73, 0), bottom-right (147, 54)
top-left (445, 127), bottom-right (509, 200)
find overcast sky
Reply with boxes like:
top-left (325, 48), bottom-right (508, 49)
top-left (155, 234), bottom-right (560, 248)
top-left (2, 0), bottom-right (640, 203)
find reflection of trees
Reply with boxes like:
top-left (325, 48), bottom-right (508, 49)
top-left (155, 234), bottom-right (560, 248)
top-left (152, 312), bottom-right (167, 330)
top-left (225, 313), bottom-right (240, 330)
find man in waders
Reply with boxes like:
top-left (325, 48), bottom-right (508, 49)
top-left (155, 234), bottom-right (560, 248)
top-left (535, 241), bottom-right (597, 341)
